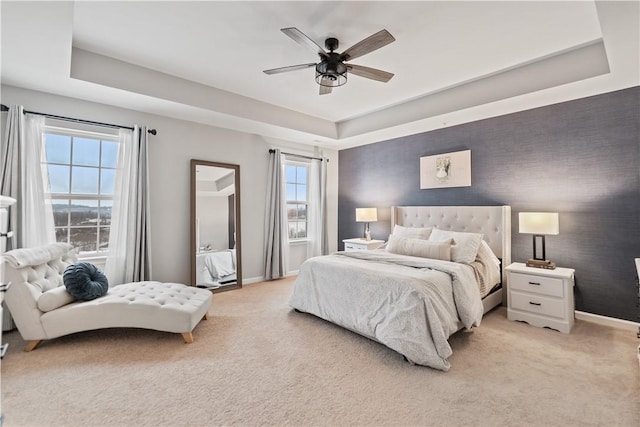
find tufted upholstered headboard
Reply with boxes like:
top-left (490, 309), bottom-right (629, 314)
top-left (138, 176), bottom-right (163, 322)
top-left (391, 206), bottom-right (511, 284)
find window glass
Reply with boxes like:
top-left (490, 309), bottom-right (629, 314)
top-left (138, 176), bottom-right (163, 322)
top-left (101, 141), bottom-right (119, 168)
top-left (71, 166), bottom-right (99, 194)
top-left (47, 164), bottom-right (70, 193)
top-left (42, 126), bottom-right (119, 256)
top-left (297, 166), bottom-right (307, 184)
top-left (45, 134), bottom-right (71, 164)
top-left (99, 200), bottom-right (113, 226)
top-left (284, 162), bottom-right (309, 240)
top-left (286, 183), bottom-right (297, 201)
top-left (52, 201), bottom-right (69, 227)
top-left (73, 138), bottom-right (100, 166)
top-left (100, 169), bottom-right (116, 195)
top-left (296, 184), bottom-right (307, 201)
top-left (70, 199), bottom-right (98, 225)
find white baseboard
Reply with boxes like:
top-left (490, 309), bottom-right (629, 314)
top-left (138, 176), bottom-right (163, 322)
top-left (575, 310), bottom-right (640, 332)
top-left (242, 272), bottom-right (298, 286)
top-left (242, 276), bottom-right (265, 285)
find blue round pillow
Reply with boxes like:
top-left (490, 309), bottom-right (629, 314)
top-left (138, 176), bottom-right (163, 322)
top-left (63, 262), bottom-right (109, 301)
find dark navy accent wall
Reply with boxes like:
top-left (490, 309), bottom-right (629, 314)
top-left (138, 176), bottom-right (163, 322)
top-left (338, 87), bottom-right (640, 321)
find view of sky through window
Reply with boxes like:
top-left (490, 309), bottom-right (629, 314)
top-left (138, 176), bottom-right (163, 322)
top-left (43, 130), bottom-right (119, 254)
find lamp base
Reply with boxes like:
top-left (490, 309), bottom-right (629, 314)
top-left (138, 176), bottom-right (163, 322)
top-left (526, 258), bottom-right (556, 269)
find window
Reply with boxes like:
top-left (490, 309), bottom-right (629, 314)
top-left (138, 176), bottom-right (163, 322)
top-left (285, 162), bottom-right (308, 240)
top-left (42, 125), bottom-right (119, 256)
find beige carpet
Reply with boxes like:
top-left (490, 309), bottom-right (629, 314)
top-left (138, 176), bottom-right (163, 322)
top-left (1, 277), bottom-right (638, 427)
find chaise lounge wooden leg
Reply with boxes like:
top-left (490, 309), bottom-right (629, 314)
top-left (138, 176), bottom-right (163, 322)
top-left (181, 332), bottom-right (194, 344)
top-left (203, 312), bottom-right (210, 320)
top-left (24, 340), bottom-right (41, 352)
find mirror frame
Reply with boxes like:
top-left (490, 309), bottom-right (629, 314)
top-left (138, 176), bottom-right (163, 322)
top-left (190, 159), bottom-right (242, 292)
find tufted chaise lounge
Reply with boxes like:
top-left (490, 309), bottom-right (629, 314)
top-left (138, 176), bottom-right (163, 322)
top-left (2, 243), bottom-right (213, 351)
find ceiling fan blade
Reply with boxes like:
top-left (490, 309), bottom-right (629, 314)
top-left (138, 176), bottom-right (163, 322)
top-left (340, 29), bottom-right (395, 62)
top-left (263, 63), bottom-right (316, 75)
top-left (347, 64), bottom-right (394, 82)
top-left (281, 27), bottom-right (328, 58)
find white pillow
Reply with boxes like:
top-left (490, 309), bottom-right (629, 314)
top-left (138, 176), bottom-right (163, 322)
top-left (37, 286), bottom-right (75, 312)
top-left (386, 234), bottom-right (451, 261)
top-left (475, 240), bottom-right (501, 286)
top-left (476, 240), bottom-right (500, 268)
top-left (429, 228), bottom-right (484, 264)
top-left (392, 224), bottom-right (432, 240)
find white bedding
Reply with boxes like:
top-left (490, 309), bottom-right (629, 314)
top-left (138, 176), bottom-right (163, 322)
top-left (196, 249), bottom-right (236, 286)
top-left (289, 250), bottom-right (485, 371)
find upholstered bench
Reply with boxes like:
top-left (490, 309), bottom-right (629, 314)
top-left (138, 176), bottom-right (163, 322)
top-left (2, 243), bottom-right (212, 351)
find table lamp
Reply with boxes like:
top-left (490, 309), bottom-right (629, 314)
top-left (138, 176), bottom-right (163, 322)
top-left (356, 208), bottom-right (377, 241)
top-left (519, 212), bottom-right (559, 269)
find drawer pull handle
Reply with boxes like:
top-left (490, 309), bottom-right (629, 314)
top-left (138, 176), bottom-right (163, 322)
top-left (529, 301), bottom-right (542, 306)
top-left (528, 281), bottom-right (541, 286)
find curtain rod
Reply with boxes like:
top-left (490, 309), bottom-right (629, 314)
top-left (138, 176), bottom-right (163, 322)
top-left (0, 104), bottom-right (157, 135)
top-left (269, 148), bottom-right (328, 162)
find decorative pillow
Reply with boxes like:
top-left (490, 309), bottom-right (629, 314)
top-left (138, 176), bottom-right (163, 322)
top-left (476, 240), bottom-right (501, 268)
top-left (386, 234), bottom-right (452, 261)
top-left (37, 286), bottom-right (76, 312)
top-left (392, 224), bottom-right (432, 240)
top-left (63, 262), bottom-right (109, 301)
top-left (429, 228), bottom-right (484, 264)
top-left (475, 240), bottom-right (501, 286)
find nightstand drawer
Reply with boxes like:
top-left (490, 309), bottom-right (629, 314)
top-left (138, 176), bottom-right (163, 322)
top-left (342, 239), bottom-right (384, 252)
top-left (509, 273), bottom-right (564, 298)
top-left (510, 291), bottom-right (565, 318)
top-left (344, 243), bottom-right (365, 251)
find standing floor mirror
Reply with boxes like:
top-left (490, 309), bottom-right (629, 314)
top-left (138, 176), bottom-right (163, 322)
top-left (190, 159), bottom-right (242, 292)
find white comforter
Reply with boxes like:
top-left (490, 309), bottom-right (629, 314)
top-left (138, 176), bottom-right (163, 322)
top-left (289, 250), bottom-right (484, 371)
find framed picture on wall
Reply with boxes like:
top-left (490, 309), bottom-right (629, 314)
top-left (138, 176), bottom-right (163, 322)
top-left (420, 149), bottom-right (471, 189)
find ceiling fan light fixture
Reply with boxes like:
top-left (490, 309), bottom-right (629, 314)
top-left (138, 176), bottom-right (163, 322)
top-left (315, 61), bottom-right (347, 87)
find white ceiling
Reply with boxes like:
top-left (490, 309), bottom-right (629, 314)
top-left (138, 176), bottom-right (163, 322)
top-left (1, 1), bottom-right (638, 150)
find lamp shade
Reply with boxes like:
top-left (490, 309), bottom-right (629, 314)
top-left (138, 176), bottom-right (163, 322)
top-left (355, 208), bottom-right (377, 223)
top-left (519, 212), bottom-right (559, 235)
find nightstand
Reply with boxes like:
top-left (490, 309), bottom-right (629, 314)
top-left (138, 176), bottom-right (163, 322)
top-left (342, 238), bottom-right (384, 251)
top-left (505, 262), bottom-right (575, 333)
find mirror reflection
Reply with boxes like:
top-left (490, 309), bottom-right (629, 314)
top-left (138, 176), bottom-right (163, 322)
top-left (191, 160), bottom-right (241, 291)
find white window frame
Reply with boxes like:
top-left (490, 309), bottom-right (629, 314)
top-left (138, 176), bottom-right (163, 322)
top-left (284, 160), bottom-right (310, 241)
top-left (42, 123), bottom-right (120, 259)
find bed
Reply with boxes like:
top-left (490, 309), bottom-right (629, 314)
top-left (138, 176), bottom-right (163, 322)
top-left (289, 205), bottom-right (511, 371)
top-left (195, 249), bottom-right (237, 289)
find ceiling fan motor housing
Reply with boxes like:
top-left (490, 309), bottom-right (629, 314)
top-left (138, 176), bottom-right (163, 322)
top-left (324, 37), bottom-right (339, 51)
top-left (316, 52), bottom-right (347, 87)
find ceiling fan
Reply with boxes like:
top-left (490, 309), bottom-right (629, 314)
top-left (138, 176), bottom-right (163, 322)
top-left (263, 27), bottom-right (395, 95)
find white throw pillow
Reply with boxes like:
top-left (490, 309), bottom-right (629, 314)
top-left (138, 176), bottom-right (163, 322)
top-left (386, 234), bottom-right (451, 261)
top-left (429, 228), bottom-right (484, 264)
top-left (392, 224), bottom-right (432, 240)
top-left (475, 240), bottom-right (501, 286)
top-left (37, 286), bottom-right (75, 312)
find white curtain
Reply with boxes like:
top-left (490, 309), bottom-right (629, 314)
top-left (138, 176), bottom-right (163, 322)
top-left (307, 157), bottom-right (328, 258)
top-left (0, 105), bottom-right (55, 249)
top-left (264, 149), bottom-right (288, 279)
top-left (104, 126), bottom-right (152, 285)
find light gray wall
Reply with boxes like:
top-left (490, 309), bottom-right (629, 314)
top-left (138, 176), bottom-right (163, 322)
top-left (196, 194), bottom-right (228, 251)
top-left (1, 84), bottom-right (339, 284)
